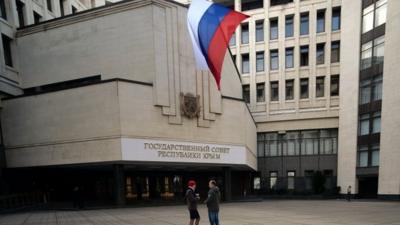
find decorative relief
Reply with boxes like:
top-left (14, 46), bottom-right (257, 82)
top-left (180, 92), bottom-right (201, 119)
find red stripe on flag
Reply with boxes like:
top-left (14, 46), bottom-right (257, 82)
top-left (207, 11), bottom-right (248, 90)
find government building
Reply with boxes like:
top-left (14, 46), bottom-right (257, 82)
top-left (0, 0), bottom-right (399, 208)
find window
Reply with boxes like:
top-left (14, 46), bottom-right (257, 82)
top-left (285, 15), bottom-right (294, 38)
top-left (362, 4), bottom-right (374, 33)
top-left (372, 111), bottom-right (381, 134)
top-left (256, 51), bottom-right (264, 72)
top-left (270, 81), bottom-right (279, 101)
top-left (1, 34), bottom-right (13, 67)
top-left (256, 20), bottom-right (264, 42)
top-left (358, 146), bottom-right (369, 167)
top-left (371, 144), bottom-right (380, 166)
top-left (241, 23), bottom-right (249, 44)
top-left (287, 171), bottom-right (295, 190)
top-left (0, 0), bottom-right (6, 20)
top-left (34, 11), bottom-right (42, 24)
top-left (242, 54), bottom-right (249, 73)
top-left (316, 76), bottom-right (325, 97)
top-left (372, 75), bottom-right (382, 101)
top-left (305, 170), bottom-right (314, 190)
top-left (270, 0), bottom-right (293, 6)
top-left (285, 80), bottom-right (294, 100)
top-left (361, 41), bottom-right (373, 69)
top-left (270, 18), bottom-right (278, 40)
top-left (316, 9), bottom-right (325, 33)
top-left (373, 35), bottom-right (385, 65)
top-left (359, 114), bottom-right (370, 136)
top-left (300, 78), bottom-right (309, 99)
top-left (285, 47), bottom-right (294, 68)
top-left (332, 7), bottom-right (341, 31)
top-left (360, 79), bottom-right (371, 104)
top-left (300, 12), bottom-right (309, 35)
top-left (243, 85), bottom-right (250, 103)
top-left (59, 0), bottom-right (65, 16)
top-left (257, 83), bottom-right (265, 102)
top-left (300, 45), bottom-right (309, 66)
top-left (316, 43), bottom-right (325, 65)
top-left (375, 0), bottom-right (387, 27)
top-left (16, 0), bottom-right (25, 27)
top-left (331, 41), bottom-right (340, 63)
top-left (47, 0), bottom-right (53, 11)
top-left (270, 172), bottom-right (278, 190)
top-left (361, 36), bottom-right (384, 70)
top-left (330, 75), bottom-right (339, 96)
top-left (72, 6), bottom-right (77, 14)
top-left (229, 33), bottom-right (236, 46)
top-left (242, 0), bottom-right (263, 11)
top-left (270, 49), bottom-right (279, 70)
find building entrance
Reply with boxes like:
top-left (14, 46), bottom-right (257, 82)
top-left (358, 176), bottom-right (378, 198)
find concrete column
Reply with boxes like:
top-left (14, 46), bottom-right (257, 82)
top-left (224, 167), bottom-right (232, 201)
top-left (113, 164), bottom-right (126, 206)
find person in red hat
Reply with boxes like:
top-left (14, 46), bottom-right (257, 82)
top-left (185, 180), bottom-right (200, 225)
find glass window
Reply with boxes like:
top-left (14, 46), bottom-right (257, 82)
top-left (300, 78), bottom-right (309, 99)
top-left (285, 15), bottom-right (294, 37)
top-left (372, 75), bottom-right (382, 101)
top-left (359, 114), bottom-right (370, 136)
top-left (373, 35), bottom-right (385, 65)
top-left (300, 45), bottom-right (309, 66)
top-left (361, 41), bottom-right (373, 69)
top-left (371, 144), bottom-right (380, 166)
top-left (242, 54), bottom-right (249, 73)
top-left (316, 76), bottom-right (325, 97)
top-left (372, 111), bottom-right (381, 133)
top-left (270, 172), bottom-right (278, 189)
top-left (1, 34), bottom-right (13, 67)
top-left (270, 81), bottom-right (279, 101)
top-left (270, 18), bottom-right (278, 40)
top-left (242, 0), bottom-right (263, 11)
top-left (285, 80), bottom-right (294, 100)
top-left (229, 32), bottom-right (236, 46)
top-left (360, 79), bottom-right (371, 104)
top-left (0, 0), bottom-right (6, 20)
top-left (269, 140), bottom-right (280, 156)
top-left (270, 49), bottom-right (279, 70)
top-left (362, 5), bottom-right (374, 33)
top-left (375, 0), bottom-right (387, 27)
top-left (243, 85), bottom-right (250, 103)
top-left (16, 0), bottom-right (25, 27)
top-left (257, 83), bottom-right (265, 102)
top-left (316, 43), bottom-right (325, 65)
top-left (316, 9), bottom-right (325, 33)
top-left (330, 75), bottom-right (339, 96)
top-left (358, 148), bottom-right (368, 167)
top-left (300, 12), bottom-right (309, 35)
top-left (332, 7), bottom-right (341, 31)
top-left (47, 0), bottom-right (53, 11)
top-left (241, 23), bottom-right (249, 44)
top-left (287, 171), bottom-right (295, 190)
top-left (256, 20), bottom-right (264, 42)
top-left (331, 41), bottom-right (340, 63)
top-left (285, 47), bottom-right (294, 68)
top-left (33, 11), bottom-right (42, 24)
top-left (256, 51), bottom-right (264, 72)
top-left (254, 177), bottom-right (261, 190)
top-left (257, 141), bottom-right (264, 157)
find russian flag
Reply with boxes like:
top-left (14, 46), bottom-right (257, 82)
top-left (187, 0), bottom-right (249, 90)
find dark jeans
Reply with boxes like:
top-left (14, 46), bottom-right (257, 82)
top-left (208, 211), bottom-right (219, 225)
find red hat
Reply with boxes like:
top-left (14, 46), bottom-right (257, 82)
top-left (188, 180), bottom-right (196, 187)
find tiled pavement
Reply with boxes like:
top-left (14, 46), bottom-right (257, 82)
top-left (1, 200), bottom-right (400, 225)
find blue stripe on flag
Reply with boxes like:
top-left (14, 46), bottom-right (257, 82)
top-left (198, 3), bottom-right (230, 59)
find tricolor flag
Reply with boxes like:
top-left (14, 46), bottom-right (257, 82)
top-left (187, 0), bottom-right (249, 90)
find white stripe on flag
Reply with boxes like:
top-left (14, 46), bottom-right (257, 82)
top-left (187, 0), bottom-right (212, 70)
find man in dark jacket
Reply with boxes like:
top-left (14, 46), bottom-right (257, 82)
top-left (204, 180), bottom-right (220, 225)
top-left (185, 180), bottom-right (200, 225)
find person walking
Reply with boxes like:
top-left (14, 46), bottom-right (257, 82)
top-left (346, 185), bottom-right (352, 202)
top-left (185, 180), bottom-right (200, 225)
top-left (204, 180), bottom-right (220, 225)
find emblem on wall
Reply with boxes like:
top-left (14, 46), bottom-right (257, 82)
top-left (180, 93), bottom-right (201, 119)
